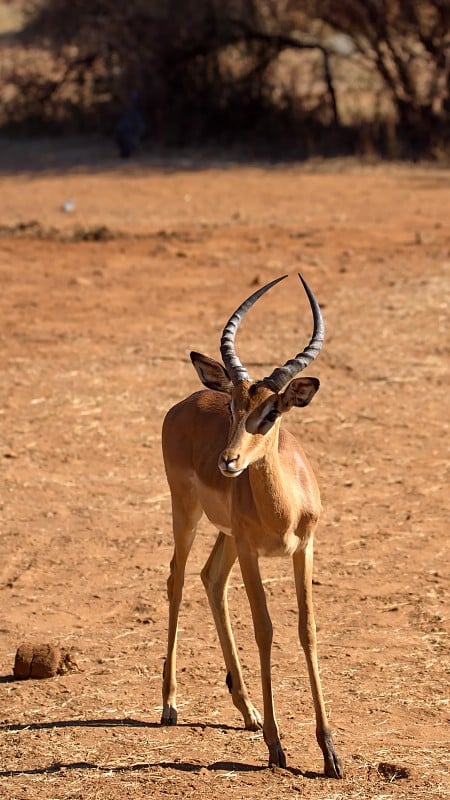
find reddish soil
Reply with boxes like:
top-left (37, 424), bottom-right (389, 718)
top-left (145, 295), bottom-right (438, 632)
top-left (0, 144), bottom-right (449, 799)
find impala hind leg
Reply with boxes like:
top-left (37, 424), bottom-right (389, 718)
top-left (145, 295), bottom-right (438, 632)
top-left (293, 540), bottom-right (343, 778)
top-left (201, 531), bottom-right (262, 731)
top-left (236, 542), bottom-right (286, 767)
top-left (161, 491), bottom-right (202, 726)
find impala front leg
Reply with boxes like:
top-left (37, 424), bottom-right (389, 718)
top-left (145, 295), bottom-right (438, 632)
top-left (237, 541), bottom-right (286, 768)
top-left (293, 539), bottom-right (343, 778)
top-left (201, 532), bottom-right (262, 731)
top-left (161, 494), bottom-right (200, 726)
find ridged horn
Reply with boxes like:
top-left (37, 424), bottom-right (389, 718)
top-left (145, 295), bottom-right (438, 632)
top-left (262, 273), bottom-right (324, 392)
top-left (220, 275), bottom-right (288, 385)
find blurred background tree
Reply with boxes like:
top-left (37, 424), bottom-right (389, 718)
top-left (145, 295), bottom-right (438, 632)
top-left (0, 0), bottom-right (448, 158)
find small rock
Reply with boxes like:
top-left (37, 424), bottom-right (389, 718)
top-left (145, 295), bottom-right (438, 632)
top-left (61, 199), bottom-right (75, 213)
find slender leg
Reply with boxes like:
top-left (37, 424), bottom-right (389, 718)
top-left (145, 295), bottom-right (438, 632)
top-left (236, 542), bottom-right (286, 767)
top-left (161, 490), bottom-right (202, 726)
top-left (201, 532), bottom-right (262, 730)
top-left (293, 538), bottom-right (343, 778)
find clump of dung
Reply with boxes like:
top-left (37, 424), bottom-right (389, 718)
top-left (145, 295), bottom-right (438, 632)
top-left (377, 761), bottom-right (411, 781)
top-left (13, 643), bottom-right (78, 679)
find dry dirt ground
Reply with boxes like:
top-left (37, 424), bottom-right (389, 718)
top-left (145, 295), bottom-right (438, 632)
top-left (0, 142), bottom-right (449, 800)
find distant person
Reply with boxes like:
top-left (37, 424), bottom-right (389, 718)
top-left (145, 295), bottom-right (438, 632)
top-left (115, 91), bottom-right (145, 158)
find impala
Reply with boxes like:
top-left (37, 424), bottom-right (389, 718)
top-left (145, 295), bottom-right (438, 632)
top-left (160, 274), bottom-right (343, 778)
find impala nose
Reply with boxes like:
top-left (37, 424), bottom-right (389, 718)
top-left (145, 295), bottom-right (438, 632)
top-left (219, 454), bottom-right (243, 477)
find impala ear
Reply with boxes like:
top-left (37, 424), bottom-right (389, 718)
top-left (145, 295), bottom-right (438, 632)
top-left (279, 377), bottom-right (320, 410)
top-left (190, 351), bottom-right (233, 393)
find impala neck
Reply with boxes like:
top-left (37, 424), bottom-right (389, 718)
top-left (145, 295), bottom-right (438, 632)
top-left (247, 424), bottom-right (295, 530)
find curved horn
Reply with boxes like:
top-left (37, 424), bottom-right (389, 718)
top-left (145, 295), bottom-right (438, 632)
top-left (220, 275), bottom-right (288, 385)
top-left (262, 274), bottom-right (325, 392)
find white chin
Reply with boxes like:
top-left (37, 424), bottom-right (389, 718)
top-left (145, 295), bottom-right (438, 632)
top-left (220, 467), bottom-right (245, 478)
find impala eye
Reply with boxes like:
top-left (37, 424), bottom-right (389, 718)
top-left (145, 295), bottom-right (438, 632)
top-left (265, 408), bottom-right (279, 424)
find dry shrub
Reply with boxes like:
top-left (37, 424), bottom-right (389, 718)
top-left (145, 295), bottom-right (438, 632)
top-left (1, 0), bottom-right (448, 157)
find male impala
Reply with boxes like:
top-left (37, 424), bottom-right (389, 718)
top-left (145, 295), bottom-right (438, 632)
top-left (160, 274), bottom-right (342, 778)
